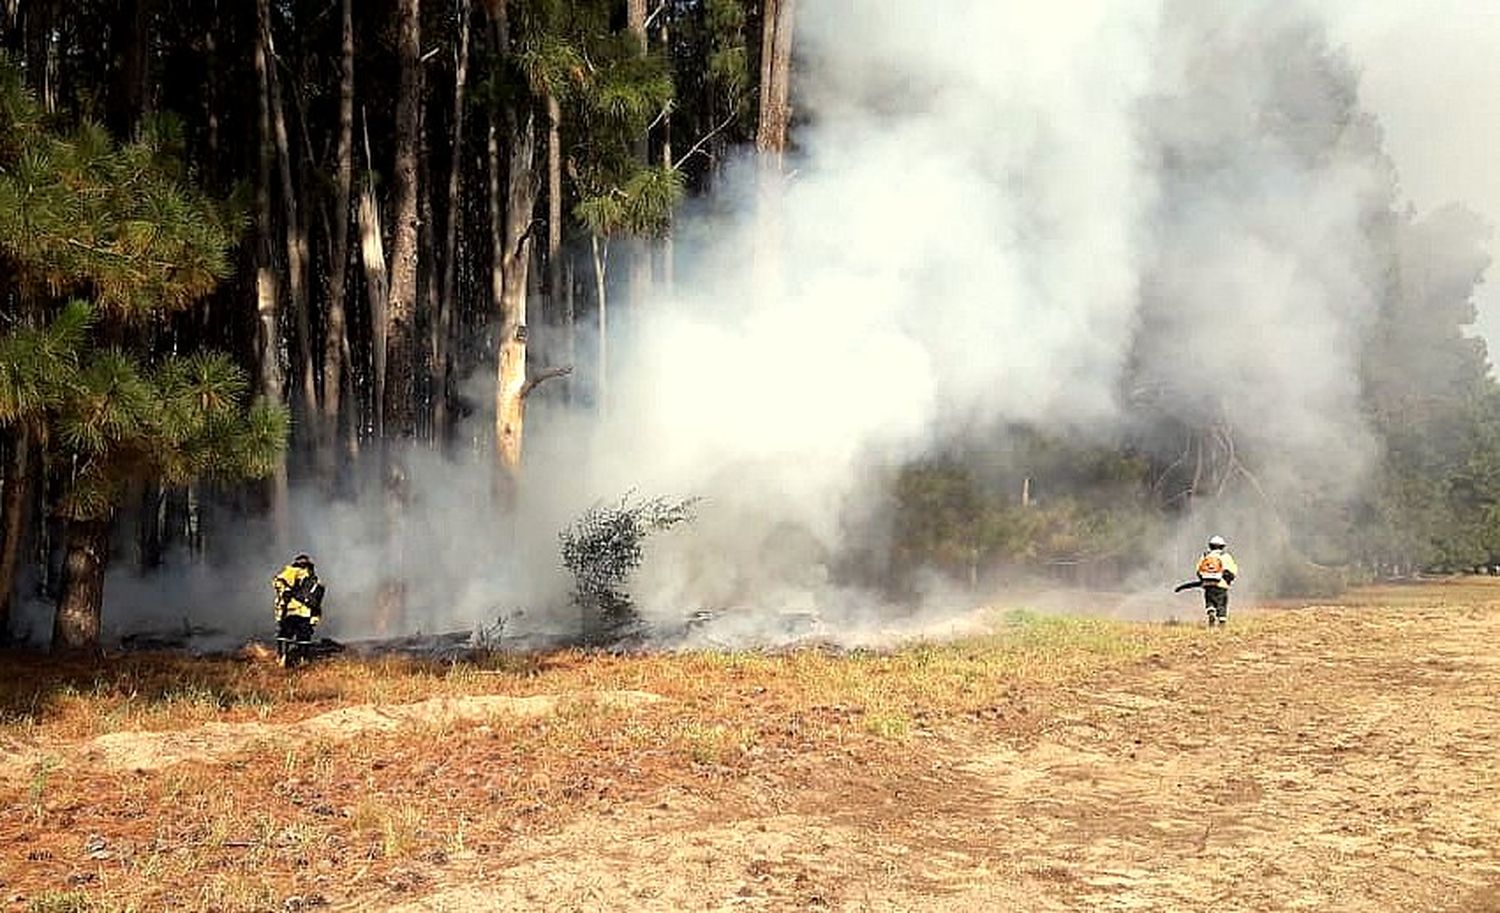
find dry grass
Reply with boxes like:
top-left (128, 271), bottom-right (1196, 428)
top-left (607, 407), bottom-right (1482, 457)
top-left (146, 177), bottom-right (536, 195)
top-left (0, 605), bottom-right (1244, 911)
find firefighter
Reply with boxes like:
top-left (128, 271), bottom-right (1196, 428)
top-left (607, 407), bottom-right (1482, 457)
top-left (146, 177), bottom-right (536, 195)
top-left (272, 553), bottom-right (325, 667)
top-left (1195, 535), bottom-right (1239, 627)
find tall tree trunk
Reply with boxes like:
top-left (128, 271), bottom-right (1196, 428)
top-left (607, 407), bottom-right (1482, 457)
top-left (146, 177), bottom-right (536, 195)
top-left (108, 0), bottom-right (150, 135)
top-left (185, 484), bottom-right (203, 557)
top-left (0, 427), bottom-right (33, 639)
top-left (487, 118), bottom-right (504, 425)
top-left (659, 15), bottom-right (675, 294)
top-left (563, 255), bottom-right (576, 401)
top-left (321, 0), bottom-right (355, 481)
top-left (53, 517), bottom-right (110, 653)
top-left (374, 0), bottom-right (423, 633)
top-left (136, 481), bottom-right (164, 571)
top-left (487, 3), bottom-right (540, 502)
top-left (545, 88), bottom-right (564, 394)
top-left (625, 0), bottom-right (652, 311)
top-left (494, 111), bottom-right (538, 501)
top-left (254, 0), bottom-right (290, 547)
top-left (261, 0), bottom-right (318, 427)
top-left (162, 487), bottom-right (189, 559)
top-left (753, 0), bottom-right (796, 305)
top-left (591, 234), bottom-right (609, 412)
top-left (434, 0), bottom-right (471, 443)
top-left (359, 179), bottom-right (389, 440)
top-left (480, 2), bottom-right (509, 452)
top-left (418, 97), bottom-right (437, 440)
top-left (383, 0), bottom-right (422, 440)
top-left (756, 0), bottom-right (796, 159)
top-left (626, 0), bottom-right (648, 54)
top-left (20, 0), bottom-right (58, 112)
top-left (203, 18), bottom-right (220, 178)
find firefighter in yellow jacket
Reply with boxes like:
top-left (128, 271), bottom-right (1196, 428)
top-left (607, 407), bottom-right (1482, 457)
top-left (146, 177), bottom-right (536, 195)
top-left (272, 554), bottom-right (325, 667)
top-left (1195, 535), bottom-right (1239, 627)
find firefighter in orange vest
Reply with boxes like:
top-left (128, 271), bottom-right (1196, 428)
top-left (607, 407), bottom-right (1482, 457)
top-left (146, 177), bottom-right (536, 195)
top-left (272, 553), bottom-right (325, 667)
top-left (1194, 535), bottom-right (1239, 626)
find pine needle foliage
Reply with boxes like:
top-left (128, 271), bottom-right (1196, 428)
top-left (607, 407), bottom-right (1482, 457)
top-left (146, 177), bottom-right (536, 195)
top-left (0, 61), bottom-right (287, 524)
top-left (0, 306), bottom-right (290, 522)
top-left (0, 300), bottom-right (93, 425)
top-left (510, 0), bottom-right (684, 242)
top-left (0, 58), bottom-right (232, 322)
top-left (575, 165), bottom-right (685, 239)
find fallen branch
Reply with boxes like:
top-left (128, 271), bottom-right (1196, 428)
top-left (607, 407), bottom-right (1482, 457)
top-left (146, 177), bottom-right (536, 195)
top-left (520, 365), bottom-right (573, 401)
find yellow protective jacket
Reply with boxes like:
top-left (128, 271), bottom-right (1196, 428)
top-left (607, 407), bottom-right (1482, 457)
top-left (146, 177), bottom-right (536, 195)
top-left (272, 565), bottom-right (325, 622)
top-left (1195, 550), bottom-right (1239, 590)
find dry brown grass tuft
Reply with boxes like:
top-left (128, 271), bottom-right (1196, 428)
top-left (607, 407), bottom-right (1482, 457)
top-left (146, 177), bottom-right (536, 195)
top-left (0, 606), bottom-right (1240, 911)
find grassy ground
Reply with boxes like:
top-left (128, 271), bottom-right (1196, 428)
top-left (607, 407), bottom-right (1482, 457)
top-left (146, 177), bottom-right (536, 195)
top-left (5, 584), bottom-right (1498, 911)
top-left (1, 607), bottom-right (1203, 912)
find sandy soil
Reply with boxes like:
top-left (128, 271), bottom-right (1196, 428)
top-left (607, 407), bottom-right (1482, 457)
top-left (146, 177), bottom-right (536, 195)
top-left (361, 601), bottom-right (1500, 912)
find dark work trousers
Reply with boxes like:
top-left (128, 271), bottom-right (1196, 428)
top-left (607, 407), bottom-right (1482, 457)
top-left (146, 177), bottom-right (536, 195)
top-left (1203, 585), bottom-right (1229, 624)
top-left (277, 615), bottom-right (315, 665)
top-left (278, 614), bottom-right (314, 642)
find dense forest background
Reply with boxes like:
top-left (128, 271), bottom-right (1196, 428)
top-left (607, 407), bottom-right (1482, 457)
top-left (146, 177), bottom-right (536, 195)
top-left (1, 0), bottom-right (1498, 651)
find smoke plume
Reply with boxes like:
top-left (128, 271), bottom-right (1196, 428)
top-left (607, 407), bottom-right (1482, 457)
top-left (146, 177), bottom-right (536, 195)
top-left (56, 0), bottom-right (1495, 648)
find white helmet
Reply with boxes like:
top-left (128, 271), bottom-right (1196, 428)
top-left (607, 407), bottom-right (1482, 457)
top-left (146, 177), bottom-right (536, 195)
top-left (1207, 535), bottom-right (1227, 550)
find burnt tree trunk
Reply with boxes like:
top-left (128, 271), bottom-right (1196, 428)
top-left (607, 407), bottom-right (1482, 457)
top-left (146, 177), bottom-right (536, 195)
top-left (375, 0), bottom-right (423, 633)
top-left (320, 0), bottom-right (355, 481)
top-left (107, 0), bottom-right (150, 135)
top-left (487, 118), bottom-right (505, 483)
top-left (261, 0), bottom-right (318, 429)
top-left (136, 481), bottom-right (164, 571)
top-left (383, 0), bottom-right (422, 441)
top-left (0, 427), bottom-right (34, 639)
top-left (434, 0), bottom-right (471, 442)
top-left (254, 0), bottom-right (290, 547)
top-left (418, 89), bottom-right (437, 440)
top-left (53, 517), bottom-right (110, 653)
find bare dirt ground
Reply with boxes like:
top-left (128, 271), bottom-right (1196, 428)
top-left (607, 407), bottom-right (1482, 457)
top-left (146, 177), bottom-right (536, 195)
top-left (365, 590), bottom-right (1500, 913)
top-left (4, 581), bottom-right (1500, 912)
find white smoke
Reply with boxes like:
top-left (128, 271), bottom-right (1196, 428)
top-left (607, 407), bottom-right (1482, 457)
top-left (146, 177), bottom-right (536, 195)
top-left (73, 0), bottom-right (1497, 649)
top-left (562, 0), bottom-right (1408, 631)
top-left (535, 0), bottom-right (1165, 635)
top-left (1135, 5), bottom-right (1392, 504)
top-left (1324, 1), bottom-right (1500, 353)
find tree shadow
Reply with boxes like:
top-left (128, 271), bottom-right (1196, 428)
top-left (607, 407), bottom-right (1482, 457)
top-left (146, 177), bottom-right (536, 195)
top-left (0, 650), bottom-right (281, 726)
top-left (0, 645), bottom-right (555, 728)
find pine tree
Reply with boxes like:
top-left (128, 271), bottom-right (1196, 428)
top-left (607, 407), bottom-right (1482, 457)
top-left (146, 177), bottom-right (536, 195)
top-left (0, 63), bottom-right (287, 650)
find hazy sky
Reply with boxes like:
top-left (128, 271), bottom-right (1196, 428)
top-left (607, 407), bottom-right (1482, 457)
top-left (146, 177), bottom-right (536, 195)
top-left (1328, 2), bottom-right (1500, 357)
